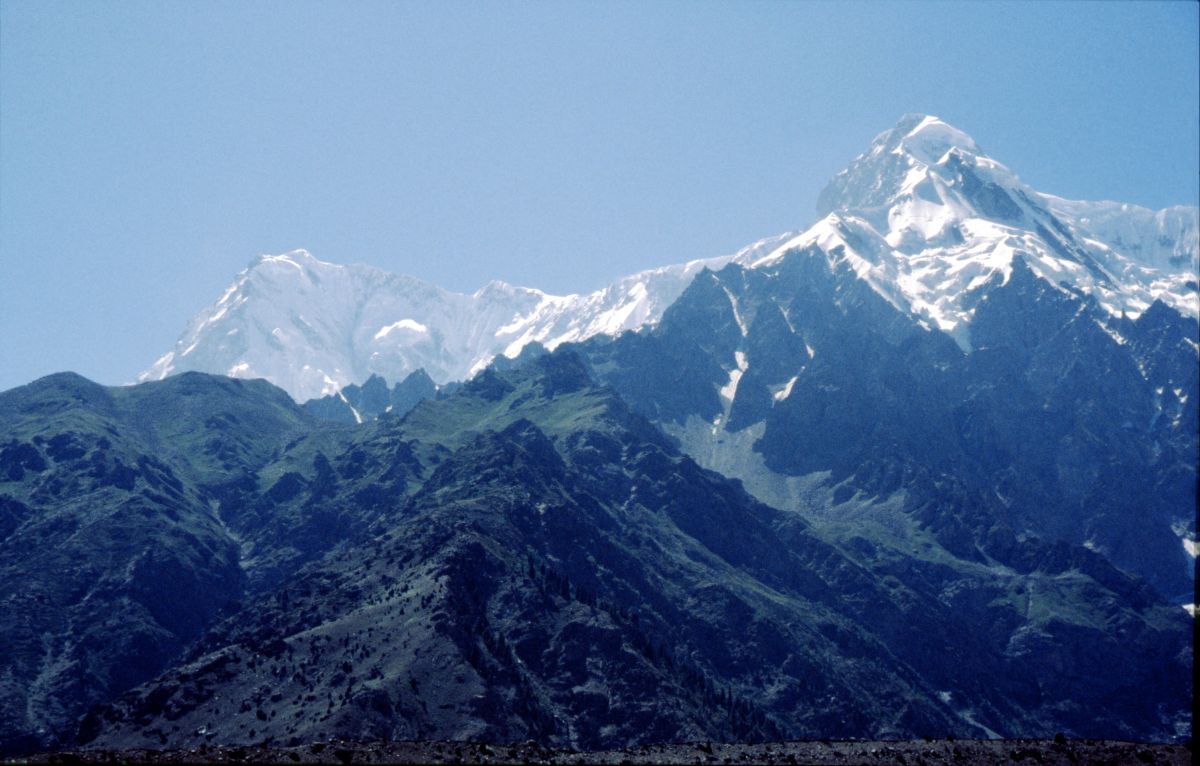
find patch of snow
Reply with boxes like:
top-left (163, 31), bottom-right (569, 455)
top-left (1173, 521), bottom-right (1197, 558)
top-left (773, 375), bottom-right (798, 402)
top-left (719, 352), bottom-right (748, 402)
top-left (958, 708), bottom-right (1002, 740)
top-left (722, 287), bottom-right (748, 336)
top-left (259, 253), bottom-right (305, 271)
top-left (337, 390), bottom-right (363, 425)
top-left (145, 351), bottom-right (175, 380)
top-left (467, 356), bottom-right (494, 378)
top-left (374, 319), bottom-right (429, 340)
top-left (896, 115), bottom-right (981, 165)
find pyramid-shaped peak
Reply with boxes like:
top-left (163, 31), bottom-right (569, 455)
top-left (248, 249), bottom-right (333, 273)
top-left (817, 115), bottom-right (990, 216)
top-left (870, 114), bottom-right (982, 164)
top-left (398, 367), bottom-right (436, 388)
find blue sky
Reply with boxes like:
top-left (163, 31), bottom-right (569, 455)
top-left (2, 0), bottom-right (1197, 391)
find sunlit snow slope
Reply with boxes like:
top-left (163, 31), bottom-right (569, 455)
top-left (775, 114), bottom-right (1199, 349)
top-left (140, 237), bottom-right (791, 401)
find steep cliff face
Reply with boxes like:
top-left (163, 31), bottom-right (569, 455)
top-left (572, 115), bottom-right (1198, 604)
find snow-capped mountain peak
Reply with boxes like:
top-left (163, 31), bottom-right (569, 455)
top-left (890, 113), bottom-right (982, 164)
top-left (790, 115), bottom-right (1198, 347)
top-left (819, 114), bottom-right (993, 217)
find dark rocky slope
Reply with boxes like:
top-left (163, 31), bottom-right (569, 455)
top-left (0, 357), bottom-right (1191, 755)
top-left (573, 252), bottom-right (1197, 603)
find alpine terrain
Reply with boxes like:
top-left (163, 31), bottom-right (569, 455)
top-left (1, 115), bottom-right (1194, 757)
top-left (1, 359), bottom-right (1190, 756)
top-left (570, 114), bottom-right (1199, 604)
top-left (138, 239), bottom-right (792, 403)
top-left (139, 118), bottom-right (1196, 408)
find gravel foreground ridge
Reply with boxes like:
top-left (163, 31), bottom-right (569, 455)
top-left (14, 739), bottom-right (1193, 765)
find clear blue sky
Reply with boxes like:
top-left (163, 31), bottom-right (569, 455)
top-left (2, 0), bottom-right (1197, 391)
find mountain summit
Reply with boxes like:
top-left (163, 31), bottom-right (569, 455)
top-left (752, 114), bottom-right (1198, 349)
top-left (817, 113), bottom-right (986, 215)
top-left (140, 116), bottom-right (1197, 399)
top-left (558, 118), bottom-right (1198, 604)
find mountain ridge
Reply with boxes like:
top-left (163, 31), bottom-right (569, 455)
top-left (138, 236), bottom-right (794, 402)
top-left (3, 363), bottom-right (1189, 755)
top-left (138, 114), bottom-right (1197, 402)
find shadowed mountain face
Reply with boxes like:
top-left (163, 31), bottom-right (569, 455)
top-left (1, 358), bottom-right (1190, 756)
top-left (574, 249), bottom-right (1197, 604)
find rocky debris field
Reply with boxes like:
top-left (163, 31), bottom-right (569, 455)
top-left (18, 739), bottom-right (1193, 765)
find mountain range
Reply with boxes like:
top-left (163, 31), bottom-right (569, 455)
top-left (136, 236), bottom-right (793, 403)
top-left (139, 115), bottom-right (1197, 404)
top-left (140, 113), bottom-right (1197, 601)
top-left (2, 359), bottom-right (1190, 755)
top-left (2, 114), bottom-right (1196, 756)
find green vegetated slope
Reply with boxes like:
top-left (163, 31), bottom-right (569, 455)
top-left (0, 373), bottom-right (313, 754)
top-left (0, 355), bottom-right (1191, 756)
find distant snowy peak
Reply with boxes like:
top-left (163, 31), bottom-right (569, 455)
top-left (141, 250), bottom-right (470, 402)
top-left (815, 114), bottom-right (1196, 272)
top-left (818, 114), bottom-right (1079, 248)
top-left (139, 236), bottom-right (794, 402)
top-left (1040, 194), bottom-right (1199, 275)
top-left (785, 114), bottom-right (1199, 346)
